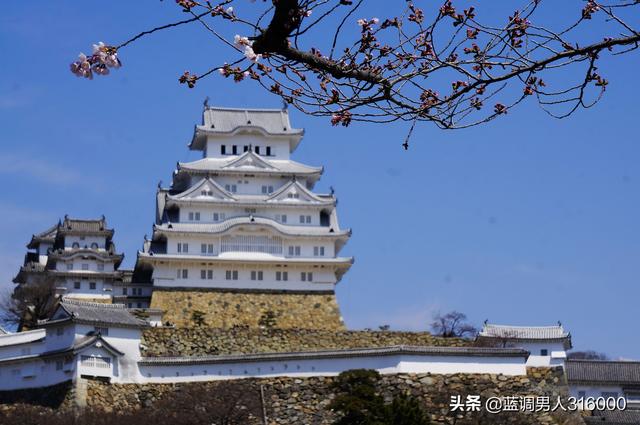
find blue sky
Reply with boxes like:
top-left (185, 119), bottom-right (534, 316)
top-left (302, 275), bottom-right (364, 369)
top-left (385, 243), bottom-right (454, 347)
top-left (1, 1), bottom-right (638, 359)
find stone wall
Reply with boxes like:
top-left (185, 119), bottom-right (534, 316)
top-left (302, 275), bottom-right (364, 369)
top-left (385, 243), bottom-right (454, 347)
top-left (149, 289), bottom-right (344, 330)
top-left (141, 327), bottom-right (469, 356)
top-left (85, 368), bottom-right (585, 424)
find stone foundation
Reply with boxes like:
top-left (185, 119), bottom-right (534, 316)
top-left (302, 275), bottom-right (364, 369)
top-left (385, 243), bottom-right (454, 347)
top-left (83, 368), bottom-right (584, 424)
top-left (149, 289), bottom-right (344, 330)
top-left (141, 327), bottom-right (469, 357)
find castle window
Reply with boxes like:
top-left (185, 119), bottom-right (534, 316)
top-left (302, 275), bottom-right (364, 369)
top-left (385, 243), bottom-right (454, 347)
top-left (94, 327), bottom-right (108, 336)
top-left (177, 269), bottom-right (188, 279)
top-left (220, 145), bottom-right (226, 155)
top-left (89, 282), bottom-right (96, 290)
top-left (276, 271), bottom-right (288, 281)
top-left (81, 263), bottom-right (89, 270)
top-left (276, 214), bottom-right (287, 223)
top-left (299, 215), bottom-right (311, 224)
top-left (72, 242), bottom-right (80, 249)
top-left (74, 281), bottom-right (81, 289)
top-left (243, 145), bottom-right (249, 152)
top-left (123, 287), bottom-right (127, 295)
top-left (56, 360), bottom-right (63, 371)
top-left (266, 146), bottom-right (272, 156)
top-left (201, 270), bottom-right (207, 280)
top-left (225, 270), bottom-right (238, 280)
top-left (188, 212), bottom-right (194, 221)
top-left (232, 145), bottom-right (238, 155)
top-left (177, 243), bottom-right (188, 253)
top-left (207, 270), bottom-right (213, 279)
top-left (199, 243), bottom-right (214, 254)
top-left (91, 242), bottom-right (98, 249)
top-left (66, 263), bottom-right (74, 270)
top-left (288, 193), bottom-right (299, 199)
top-left (194, 212), bottom-right (201, 221)
top-left (540, 349), bottom-right (548, 356)
top-left (313, 246), bottom-right (325, 256)
top-left (81, 355), bottom-right (111, 369)
top-left (255, 146), bottom-right (260, 155)
top-left (225, 184), bottom-right (237, 193)
top-left (301, 272), bottom-right (313, 282)
top-left (288, 246), bottom-right (301, 256)
top-left (251, 271), bottom-right (264, 281)
top-left (97, 263), bottom-right (104, 271)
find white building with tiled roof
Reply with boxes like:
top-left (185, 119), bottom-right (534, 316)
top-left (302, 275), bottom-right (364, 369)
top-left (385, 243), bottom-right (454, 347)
top-left (567, 359), bottom-right (640, 411)
top-left (477, 322), bottom-right (572, 367)
top-left (136, 106), bottom-right (353, 293)
top-left (13, 216), bottom-right (132, 305)
top-left (0, 299), bottom-right (531, 391)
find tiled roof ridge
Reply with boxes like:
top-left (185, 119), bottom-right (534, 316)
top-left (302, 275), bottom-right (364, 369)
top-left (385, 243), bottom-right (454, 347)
top-left (61, 297), bottom-right (127, 310)
top-left (567, 358), bottom-right (640, 365)
top-left (205, 106), bottom-right (289, 112)
top-left (485, 323), bottom-right (564, 329)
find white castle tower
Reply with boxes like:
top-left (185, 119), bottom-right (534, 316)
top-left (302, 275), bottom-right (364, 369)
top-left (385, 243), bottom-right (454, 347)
top-left (136, 107), bottom-right (353, 329)
top-left (14, 216), bottom-right (124, 304)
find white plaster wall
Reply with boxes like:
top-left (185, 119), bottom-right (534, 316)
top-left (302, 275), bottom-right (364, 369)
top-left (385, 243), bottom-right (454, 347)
top-left (151, 262), bottom-right (337, 290)
top-left (165, 234), bottom-right (335, 258)
top-left (399, 355), bottom-right (525, 376)
top-left (136, 353), bottom-right (526, 384)
top-left (0, 358), bottom-right (74, 390)
top-left (178, 205), bottom-right (330, 227)
top-left (64, 236), bottom-right (106, 250)
top-left (205, 135), bottom-right (291, 159)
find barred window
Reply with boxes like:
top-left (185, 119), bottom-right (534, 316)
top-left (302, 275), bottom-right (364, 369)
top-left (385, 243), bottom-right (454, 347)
top-left (221, 235), bottom-right (282, 255)
top-left (81, 355), bottom-right (111, 369)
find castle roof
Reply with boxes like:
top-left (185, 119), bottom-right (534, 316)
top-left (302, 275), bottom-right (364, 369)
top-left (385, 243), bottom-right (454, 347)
top-left (13, 261), bottom-right (46, 283)
top-left (47, 248), bottom-right (124, 267)
top-left (39, 298), bottom-right (149, 329)
top-left (478, 323), bottom-right (571, 347)
top-left (190, 107), bottom-right (304, 151)
top-left (153, 217), bottom-right (350, 238)
top-left (139, 345), bottom-right (528, 366)
top-left (585, 410), bottom-right (640, 425)
top-left (177, 152), bottom-right (322, 177)
top-left (0, 334), bottom-right (123, 366)
top-left (57, 216), bottom-right (114, 237)
top-left (566, 359), bottom-right (640, 386)
top-left (27, 223), bottom-right (58, 249)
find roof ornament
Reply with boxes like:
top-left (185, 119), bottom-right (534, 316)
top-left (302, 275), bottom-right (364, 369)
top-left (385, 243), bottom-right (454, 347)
top-left (282, 99), bottom-right (289, 110)
top-left (203, 96), bottom-right (209, 109)
top-left (249, 214), bottom-right (255, 222)
top-left (157, 180), bottom-right (163, 189)
top-left (484, 319), bottom-right (488, 325)
top-left (330, 186), bottom-right (335, 195)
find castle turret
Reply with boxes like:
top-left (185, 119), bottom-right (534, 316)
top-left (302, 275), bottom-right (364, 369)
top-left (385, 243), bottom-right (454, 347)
top-left (136, 106), bottom-right (353, 329)
top-left (14, 216), bottom-right (125, 303)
